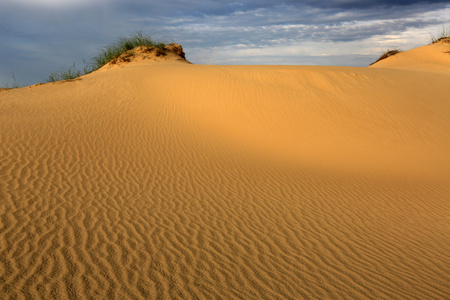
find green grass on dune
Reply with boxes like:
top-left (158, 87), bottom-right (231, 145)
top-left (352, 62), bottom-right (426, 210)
top-left (92, 32), bottom-right (166, 70)
top-left (46, 62), bottom-right (96, 82)
top-left (46, 32), bottom-right (167, 83)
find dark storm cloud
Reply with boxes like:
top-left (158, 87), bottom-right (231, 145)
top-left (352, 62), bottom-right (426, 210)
top-left (0, 0), bottom-right (449, 85)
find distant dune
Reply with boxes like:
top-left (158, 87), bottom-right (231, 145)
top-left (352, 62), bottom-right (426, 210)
top-left (370, 38), bottom-right (450, 73)
top-left (1, 41), bottom-right (449, 299)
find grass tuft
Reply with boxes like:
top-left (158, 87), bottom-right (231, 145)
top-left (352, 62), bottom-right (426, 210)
top-left (46, 32), bottom-right (167, 82)
top-left (47, 62), bottom-right (96, 82)
top-left (431, 24), bottom-right (450, 44)
top-left (1, 72), bottom-right (23, 89)
top-left (92, 31), bottom-right (167, 70)
top-left (370, 49), bottom-right (402, 66)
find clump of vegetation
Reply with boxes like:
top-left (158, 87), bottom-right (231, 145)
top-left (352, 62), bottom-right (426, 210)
top-left (1, 72), bottom-right (23, 89)
top-left (370, 49), bottom-right (402, 66)
top-left (92, 31), bottom-right (166, 69)
top-left (46, 32), bottom-right (166, 82)
top-left (431, 24), bottom-right (450, 44)
top-left (47, 61), bottom-right (95, 82)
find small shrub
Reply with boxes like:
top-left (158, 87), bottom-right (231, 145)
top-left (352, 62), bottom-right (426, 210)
top-left (370, 49), bottom-right (402, 66)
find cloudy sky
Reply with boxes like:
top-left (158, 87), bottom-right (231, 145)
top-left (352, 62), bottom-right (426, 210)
top-left (1, 0), bottom-right (449, 86)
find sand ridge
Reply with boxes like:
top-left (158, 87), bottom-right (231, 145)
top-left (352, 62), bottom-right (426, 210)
top-left (95, 43), bottom-right (190, 72)
top-left (370, 38), bottom-right (450, 73)
top-left (1, 42), bottom-right (449, 299)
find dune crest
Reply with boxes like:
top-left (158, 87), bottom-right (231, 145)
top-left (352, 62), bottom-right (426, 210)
top-left (97, 43), bottom-right (190, 71)
top-left (370, 38), bottom-right (450, 73)
top-left (1, 42), bottom-right (449, 299)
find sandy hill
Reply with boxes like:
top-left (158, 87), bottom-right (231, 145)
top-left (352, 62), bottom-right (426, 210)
top-left (1, 42), bottom-right (449, 299)
top-left (370, 38), bottom-right (450, 73)
top-left (97, 43), bottom-right (191, 71)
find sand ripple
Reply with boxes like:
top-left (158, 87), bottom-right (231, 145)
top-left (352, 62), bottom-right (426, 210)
top-left (1, 62), bottom-right (449, 299)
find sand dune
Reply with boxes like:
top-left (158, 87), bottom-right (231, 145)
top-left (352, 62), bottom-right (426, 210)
top-left (1, 41), bottom-right (449, 299)
top-left (370, 38), bottom-right (450, 73)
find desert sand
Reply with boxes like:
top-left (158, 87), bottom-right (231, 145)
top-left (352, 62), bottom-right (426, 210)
top-left (1, 41), bottom-right (449, 299)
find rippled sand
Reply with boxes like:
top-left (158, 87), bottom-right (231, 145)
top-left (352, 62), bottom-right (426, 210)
top-left (1, 41), bottom-right (449, 299)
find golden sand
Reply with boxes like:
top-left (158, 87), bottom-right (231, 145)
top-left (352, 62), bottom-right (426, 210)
top-left (1, 41), bottom-right (449, 299)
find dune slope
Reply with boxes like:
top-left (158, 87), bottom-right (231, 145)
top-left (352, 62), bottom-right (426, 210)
top-left (370, 38), bottom-right (450, 73)
top-left (1, 47), bottom-right (449, 299)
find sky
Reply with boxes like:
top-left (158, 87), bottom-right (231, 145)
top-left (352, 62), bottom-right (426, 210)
top-left (1, 0), bottom-right (449, 86)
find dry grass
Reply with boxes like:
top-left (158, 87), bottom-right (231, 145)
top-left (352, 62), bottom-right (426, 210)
top-left (431, 25), bottom-right (450, 44)
top-left (1, 72), bottom-right (23, 89)
top-left (370, 49), bottom-right (402, 66)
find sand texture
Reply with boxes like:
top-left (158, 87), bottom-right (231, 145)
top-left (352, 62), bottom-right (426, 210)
top-left (1, 41), bottom-right (449, 299)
